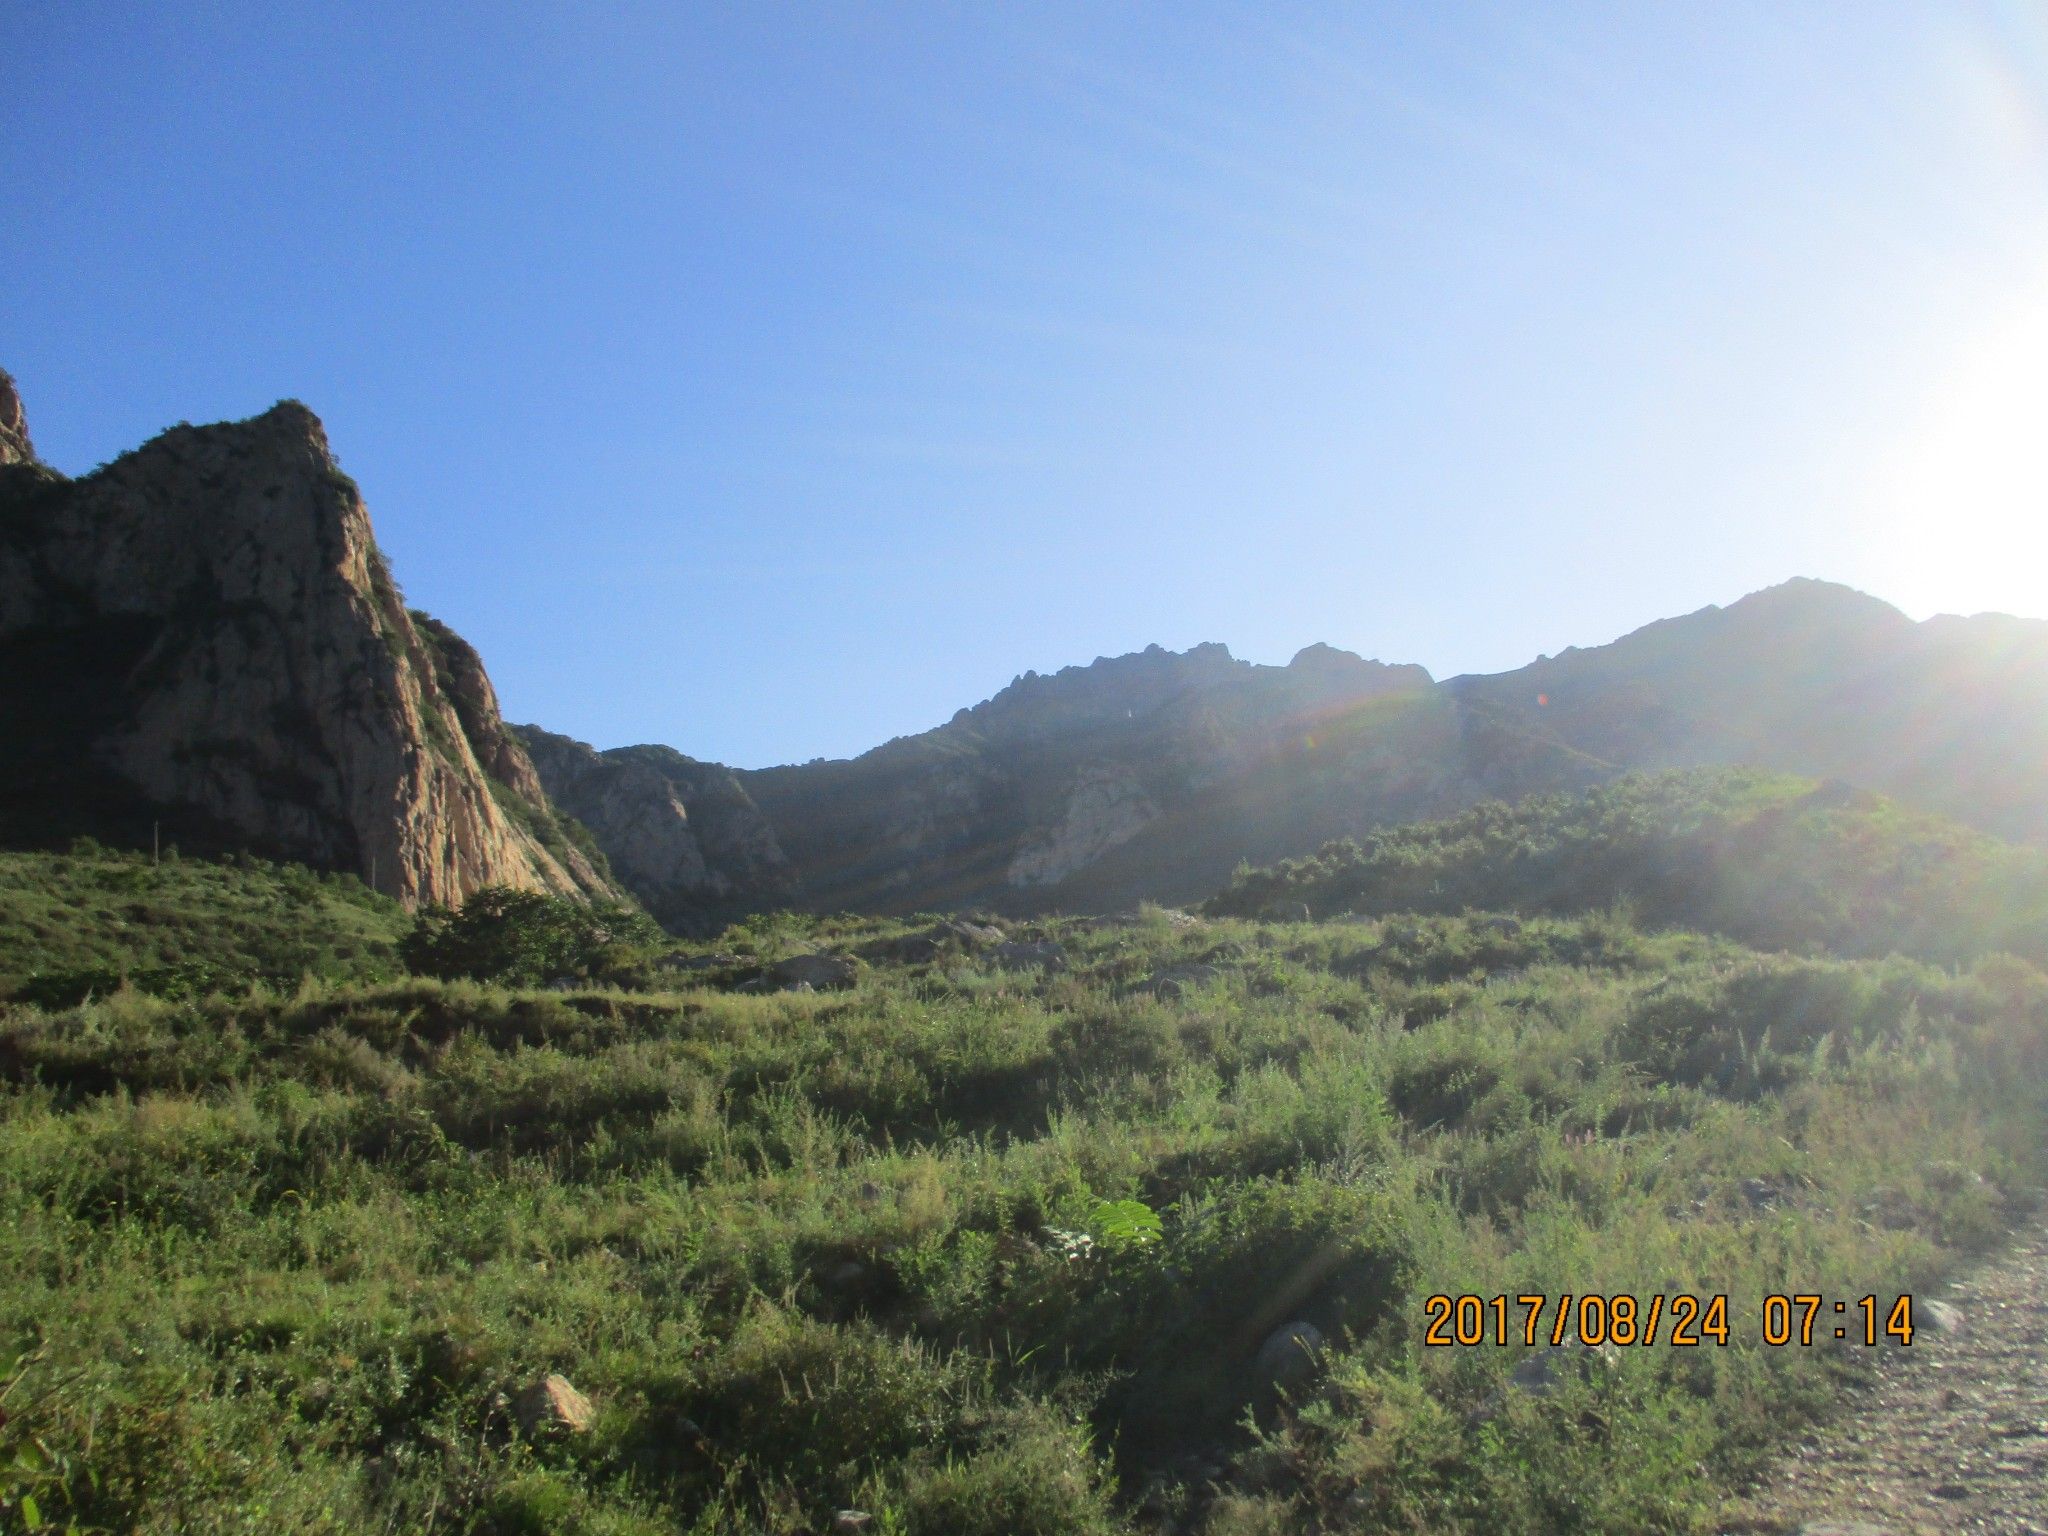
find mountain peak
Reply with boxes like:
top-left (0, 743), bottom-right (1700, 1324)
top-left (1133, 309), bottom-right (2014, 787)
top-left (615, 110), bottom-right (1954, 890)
top-left (1727, 576), bottom-right (1909, 625)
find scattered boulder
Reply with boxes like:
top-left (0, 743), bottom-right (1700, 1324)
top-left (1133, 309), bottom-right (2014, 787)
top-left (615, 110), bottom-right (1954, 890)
top-left (992, 940), bottom-right (1067, 972)
top-left (1920, 1298), bottom-right (1964, 1338)
top-left (515, 1373), bottom-right (594, 1436)
top-left (1511, 1340), bottom-right (1619, 1396)
top-left (1141, 963), bottom-right (1221, 1000)
top-left (1472, 1340), bottom-right (1619, 1421)
top-left (937, 918), bottom-right (1005, 947)
top-left (767, 953), bottom-right (858, 991)
top-left (1251, 1320), bottom-right (1325, 1394)
top-left (1740, 1177), bottom-right (1784, 1210)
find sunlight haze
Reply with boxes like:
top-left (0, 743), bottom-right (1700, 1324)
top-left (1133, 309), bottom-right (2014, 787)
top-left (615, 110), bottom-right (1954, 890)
top-left (7, 1), bottom-right (2048, 765)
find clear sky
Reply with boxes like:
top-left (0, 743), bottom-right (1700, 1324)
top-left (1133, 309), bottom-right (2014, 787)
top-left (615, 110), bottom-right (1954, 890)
top-left (7, 2), bottom-right (2048, 767)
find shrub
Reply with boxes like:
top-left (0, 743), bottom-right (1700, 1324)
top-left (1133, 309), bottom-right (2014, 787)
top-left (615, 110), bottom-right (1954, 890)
top-left (402, 887), bottom-right (663, 986)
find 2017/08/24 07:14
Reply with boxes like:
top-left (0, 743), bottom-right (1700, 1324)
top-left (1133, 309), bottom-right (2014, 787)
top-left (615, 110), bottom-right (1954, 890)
top-left (1421, 1293), bottom-right (1917, 1347)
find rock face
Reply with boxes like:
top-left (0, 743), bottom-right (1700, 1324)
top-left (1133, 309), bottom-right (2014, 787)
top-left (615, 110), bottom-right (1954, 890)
top-left (1006, 766), bottom-right (1158, 887)
top-left (0, 369), bottom-right (32, 466)
top-left (0, 384), bottom-right (619, 908)
top-left (515, 726), bottom-right (791, 931)
top-left (727, 640), bottom-right (1440, 915)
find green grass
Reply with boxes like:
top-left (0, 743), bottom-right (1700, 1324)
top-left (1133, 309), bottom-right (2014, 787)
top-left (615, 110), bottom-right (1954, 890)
top-left (0, 842), bottom-right (407, 1007)
top-left (3, 893), bottom-right (2045, 1532)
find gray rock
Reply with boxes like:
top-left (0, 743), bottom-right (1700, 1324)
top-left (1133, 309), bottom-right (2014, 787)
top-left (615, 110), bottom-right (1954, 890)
top-left (1251, 1320), bottom-right (1324, 1392)
top-left (514, 1373), bottom-right (594, 1436)
top-left (992, 940), bottom-right (1067, 972)
top-left (1740, 1176), bottom-right (1785, 1209)
top-left (516, 725), bottom-right (794, 920)
top-left (938, 918), bottom-right (1006, 947)
top-left (1920, 1298), bottom-right (1964, 1338)
top-left (1520, 1339), bottom-right (1619, 1392)
top-left (1142, 963), bottom-right (1221, 1000)
top-left (767, 953), bottom-right (858, 991)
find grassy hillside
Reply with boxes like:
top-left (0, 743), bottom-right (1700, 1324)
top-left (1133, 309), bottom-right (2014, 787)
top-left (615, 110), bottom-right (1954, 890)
top-left (1207, 768), bottom-right (2048, 964)
top-left (3, 895), bottom-right (2045, 1533)
top-left (0, 842), bottom-right (408, 1006)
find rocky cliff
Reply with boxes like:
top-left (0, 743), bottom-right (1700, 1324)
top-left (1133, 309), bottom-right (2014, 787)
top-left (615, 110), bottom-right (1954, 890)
top-left (0, 370), bottom-right (32, 467)
top-left (514, 726), bottom-right (791, 931)
top-left (0, 379), bottom-right (620, 907)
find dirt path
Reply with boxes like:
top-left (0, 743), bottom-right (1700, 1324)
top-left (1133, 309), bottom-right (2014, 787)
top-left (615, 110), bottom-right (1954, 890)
top-left (1721, 1222), bottom-right (2048, 1535)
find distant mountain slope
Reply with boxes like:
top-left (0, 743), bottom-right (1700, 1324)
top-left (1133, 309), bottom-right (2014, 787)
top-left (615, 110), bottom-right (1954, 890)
top-left (1451, 578), bottom-right (2048, 846)
top-left (0, 376), bottom-right (620, 908)
top-left (541, 579), bottom-right (2048, 920)
top-left (732, 641), bottom-right (1440, 912)
top-left (1207, 767), bottom-right (2048, 965)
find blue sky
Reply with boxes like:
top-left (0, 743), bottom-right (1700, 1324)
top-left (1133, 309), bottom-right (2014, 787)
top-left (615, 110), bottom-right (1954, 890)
top-left (8, 2), bottom-right (2048, 766)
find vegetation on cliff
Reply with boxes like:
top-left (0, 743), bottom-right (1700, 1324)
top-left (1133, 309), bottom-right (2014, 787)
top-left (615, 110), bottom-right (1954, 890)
top-left (1208, 768), bottom-right (2048, 964)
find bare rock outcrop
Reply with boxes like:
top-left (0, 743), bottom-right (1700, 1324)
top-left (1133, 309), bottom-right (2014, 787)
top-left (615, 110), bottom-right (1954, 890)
top-left (515, 725), bottom-right (791, 930)
top-left (0, 385), bottom-right (619, 908)
top-left (1006, 765), bottom-right (1159, 887)
top-left (0, 369), bottom-right (32, 465)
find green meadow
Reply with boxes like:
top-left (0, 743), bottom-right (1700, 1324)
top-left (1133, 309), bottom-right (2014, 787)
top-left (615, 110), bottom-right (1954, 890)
top-left (3, 772), bottom-right (2044, 1534)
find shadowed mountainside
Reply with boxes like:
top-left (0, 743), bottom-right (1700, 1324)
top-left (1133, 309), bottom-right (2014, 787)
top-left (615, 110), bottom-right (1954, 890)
top-left (540, 581), bottom-right (2048, 920)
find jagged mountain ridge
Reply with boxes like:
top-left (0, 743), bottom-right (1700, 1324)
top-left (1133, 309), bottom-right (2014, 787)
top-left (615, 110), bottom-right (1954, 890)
top-left (532, 581), bottom-right (2048, 920)
top-left (8, 369), bottom-right (2048, 925)
top-left (0, 380), bottom-right (621, 908)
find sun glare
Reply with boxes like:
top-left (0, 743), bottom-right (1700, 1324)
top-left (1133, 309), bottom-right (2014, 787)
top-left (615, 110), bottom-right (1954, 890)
top-left (1874, 266), bottom-right (2048, 618)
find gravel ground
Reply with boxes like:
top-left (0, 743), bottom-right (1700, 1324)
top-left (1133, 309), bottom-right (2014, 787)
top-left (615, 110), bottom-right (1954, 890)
top-left (1721, 1222), bottom-right (2048, 1536)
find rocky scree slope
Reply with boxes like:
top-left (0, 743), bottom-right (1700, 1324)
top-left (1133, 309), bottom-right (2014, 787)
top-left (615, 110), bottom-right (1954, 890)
top-left (0, 378), bottom-right (619, 908)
